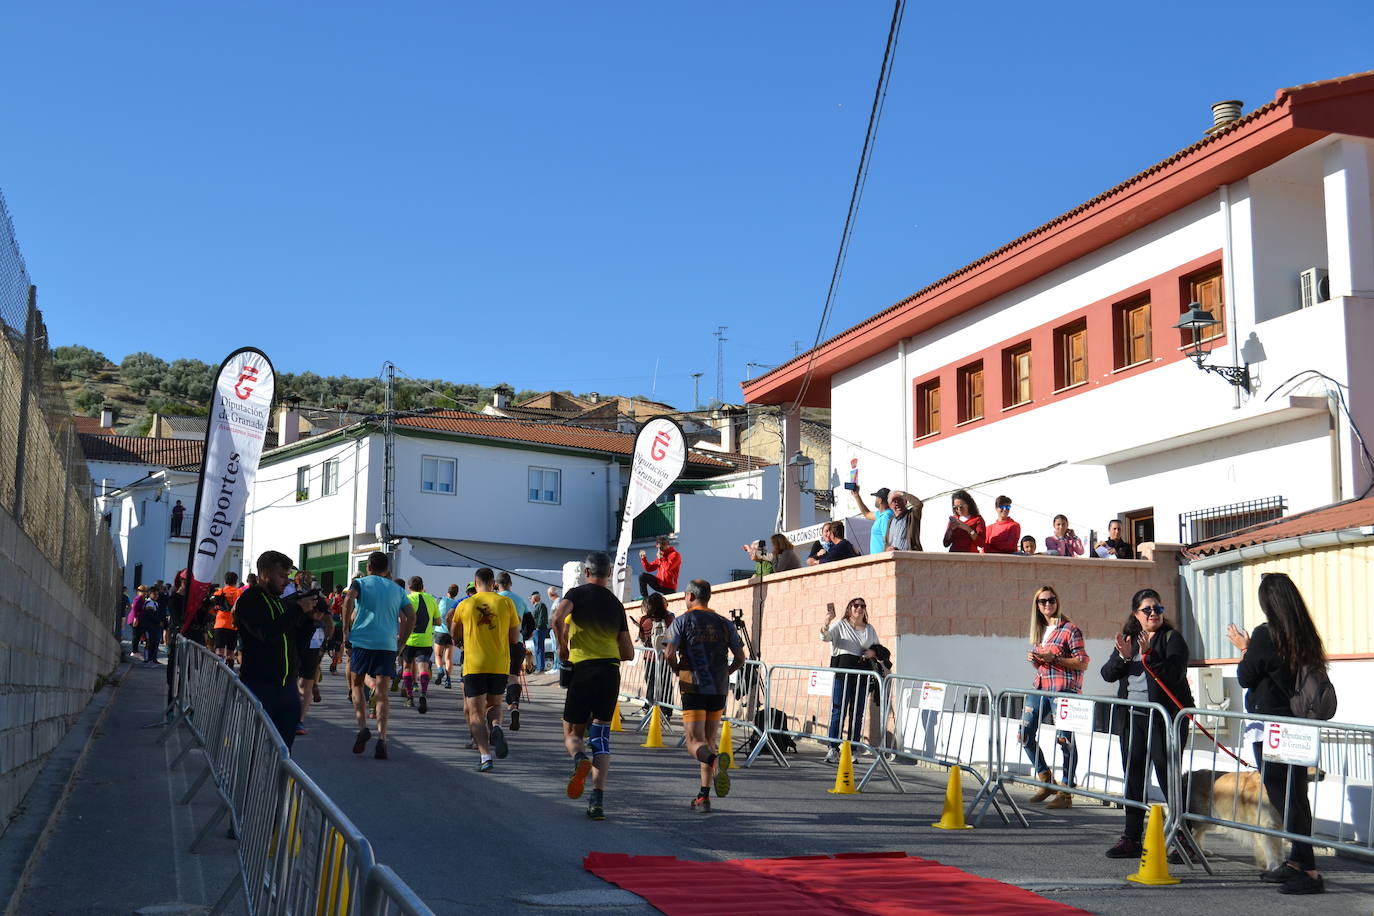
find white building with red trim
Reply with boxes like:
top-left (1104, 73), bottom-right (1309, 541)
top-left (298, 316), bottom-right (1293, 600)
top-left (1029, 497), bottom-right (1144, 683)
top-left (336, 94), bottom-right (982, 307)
top-left (745, 72), bottom-right (1374, 557)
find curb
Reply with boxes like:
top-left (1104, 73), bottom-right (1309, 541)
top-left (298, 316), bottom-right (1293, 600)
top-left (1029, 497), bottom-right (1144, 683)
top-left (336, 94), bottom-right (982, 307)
top-left (0, 660), bottom-right (132, 916)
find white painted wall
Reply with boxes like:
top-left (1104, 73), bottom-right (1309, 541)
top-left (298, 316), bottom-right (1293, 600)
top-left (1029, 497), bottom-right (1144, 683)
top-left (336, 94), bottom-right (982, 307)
top-left (246, 436), bottom-right (366, 573)
top-left (110, 471), bottom-right (242, 589)
top-left (826, 138), bottom-right (1371, 552)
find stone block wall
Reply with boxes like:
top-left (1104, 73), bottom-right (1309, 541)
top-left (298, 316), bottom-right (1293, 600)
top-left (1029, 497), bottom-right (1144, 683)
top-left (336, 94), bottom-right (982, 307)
top-left (0, 510), bottom-right (122, 834)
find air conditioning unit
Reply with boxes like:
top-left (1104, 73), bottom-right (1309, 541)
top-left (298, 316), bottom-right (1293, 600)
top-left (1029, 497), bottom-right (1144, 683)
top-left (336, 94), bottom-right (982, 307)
top-left (1299, 267), bottom-right (1329, 309)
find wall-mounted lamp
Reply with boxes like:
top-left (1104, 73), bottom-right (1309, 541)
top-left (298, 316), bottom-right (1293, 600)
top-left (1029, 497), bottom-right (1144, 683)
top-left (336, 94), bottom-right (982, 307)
top-left (1173, 303), bottom-right (1251, 392)
top-left (787, 450), bottom-right (834, 508)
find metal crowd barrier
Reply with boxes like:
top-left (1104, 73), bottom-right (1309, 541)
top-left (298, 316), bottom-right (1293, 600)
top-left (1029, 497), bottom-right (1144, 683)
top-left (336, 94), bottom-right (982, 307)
top-left (875, 676), bottom-right (999, 798)
top-left (969, 689), bottom-right (1176, 829)
top-left (162, 636), bottom-right (435, 916)
top-left (750, 662), bottom-right (902, 789)
top-left (1167, 707), bottom-right (1374, 868)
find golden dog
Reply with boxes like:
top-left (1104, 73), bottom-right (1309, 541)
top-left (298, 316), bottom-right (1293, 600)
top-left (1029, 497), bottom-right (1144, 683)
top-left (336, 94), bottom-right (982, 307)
top-left (1181, 767), bottom-right (1322, 870)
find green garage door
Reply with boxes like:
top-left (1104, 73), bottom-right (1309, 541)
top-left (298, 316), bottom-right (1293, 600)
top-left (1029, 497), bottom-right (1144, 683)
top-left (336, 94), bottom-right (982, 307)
top-left (301, 536), bottom-right (350, 592)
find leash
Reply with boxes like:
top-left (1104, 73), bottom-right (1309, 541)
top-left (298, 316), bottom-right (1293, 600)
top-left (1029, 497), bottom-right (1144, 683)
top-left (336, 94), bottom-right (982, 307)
top-left (1139, 643), bottom-right (1255, 770)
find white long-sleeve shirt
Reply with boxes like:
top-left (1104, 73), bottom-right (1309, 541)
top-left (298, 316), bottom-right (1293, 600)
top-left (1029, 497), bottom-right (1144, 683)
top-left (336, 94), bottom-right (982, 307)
top-left (822, 618), bottom-right (878, 658)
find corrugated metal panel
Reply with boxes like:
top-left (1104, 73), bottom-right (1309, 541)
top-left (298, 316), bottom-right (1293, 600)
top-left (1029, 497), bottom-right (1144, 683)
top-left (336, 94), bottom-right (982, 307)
top-left (1179, 562), bottom-right (1245, 659)
top-left (1243, 543), bottom-right (1374, 655)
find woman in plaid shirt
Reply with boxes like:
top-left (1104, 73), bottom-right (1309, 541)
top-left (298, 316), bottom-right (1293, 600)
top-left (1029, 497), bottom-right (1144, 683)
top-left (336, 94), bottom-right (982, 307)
top-left (1018, 585), bottom-right (1089, 809)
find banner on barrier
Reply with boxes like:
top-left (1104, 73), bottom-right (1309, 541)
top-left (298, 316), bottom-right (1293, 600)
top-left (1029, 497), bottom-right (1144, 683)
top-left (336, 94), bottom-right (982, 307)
top-left (808, 670), bottom-right (834, 696)
top-left (1055, 696), bottom-right (1096, 735)
top-left (1262, 720), bottom-right (1321, 766)
top-left (918, 681), bottom-right (947, 711)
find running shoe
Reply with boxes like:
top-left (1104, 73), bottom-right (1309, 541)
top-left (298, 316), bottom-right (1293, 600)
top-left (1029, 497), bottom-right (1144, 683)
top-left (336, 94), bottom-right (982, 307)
top-left (478, 759), bottom-right (494, 772)
top-left (566, 754), bottom-right (592, 799)
top-left (490, 725), bottom-right (509, 759)
top-left (586, 791), bottom-right (605, 821)
top-left (312, 685), bottom-right (321, 703)
top-left (390, 678), bottom-right (399, 693)
top-left (295, 723), bottom-right (307, 736)
top-left (691, 793), bottom-right (711, 813)
top-left (329, 660), bottom-right (338, 674)
top-left (417, 695), bottom-right (428, 714)
top-left (443, 674), bottom-right (452, 689)
top-left (374, 739), bottom-right (388, 760)
top-left (509, 709), bottom-right (520, 731)
top-left (405, 696), bottom-right (414, 708)
top-left (352, 728), bottom-right (371, 754)
top-left (713, 753), bottom-right (732, 798)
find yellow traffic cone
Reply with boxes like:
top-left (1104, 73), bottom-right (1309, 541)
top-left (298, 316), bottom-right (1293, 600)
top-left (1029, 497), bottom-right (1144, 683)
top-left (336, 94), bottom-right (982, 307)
top-left (1127, 804), bottom-right (1180, 886)
top-left (717, 721), bottom-right (735, 767)
top-left (828, 741), bottom-right (859, 794)
top-left (641, 705), bottom-right (665, 748)
top-left (931, 766), bottom-right (974, 830)
top-left (610, 703), bottom-right (623, 732)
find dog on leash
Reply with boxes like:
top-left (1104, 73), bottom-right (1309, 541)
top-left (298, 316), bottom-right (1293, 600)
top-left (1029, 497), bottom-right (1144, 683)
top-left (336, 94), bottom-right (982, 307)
top-left (1181, 768), bottom-right (1323, 870)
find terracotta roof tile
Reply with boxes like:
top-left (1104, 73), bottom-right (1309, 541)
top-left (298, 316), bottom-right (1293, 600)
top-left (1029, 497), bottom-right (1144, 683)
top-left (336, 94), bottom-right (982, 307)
top-left (1188, 496), bottom-right (1374, 556)
top-left (79, 434), bottom-right (205, 468)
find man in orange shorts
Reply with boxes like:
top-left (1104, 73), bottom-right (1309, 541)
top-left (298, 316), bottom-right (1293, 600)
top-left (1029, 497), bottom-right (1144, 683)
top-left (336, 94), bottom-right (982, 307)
top-left (662, 579), bottom-right (746, 811)
top-left (213, 572), bottom-right (244, 669)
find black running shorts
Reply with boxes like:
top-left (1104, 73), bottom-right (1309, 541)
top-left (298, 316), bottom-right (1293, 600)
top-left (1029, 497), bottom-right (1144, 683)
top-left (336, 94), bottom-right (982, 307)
top-left (563, 659), bottom-right (620, 725)
top-left (681, 692), bottom-right (727, 712)
top-left (214, 628), bottom-right (238, 652)
top-left (401, 645), bottom-right (433, 664)
top-left (462, 672), bottom-right (507, 698)
top-left (297, 648), bottom-right (323, 680)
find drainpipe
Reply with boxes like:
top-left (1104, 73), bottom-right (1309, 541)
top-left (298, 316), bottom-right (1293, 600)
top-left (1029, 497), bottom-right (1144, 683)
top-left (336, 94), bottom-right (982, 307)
top-left (1220, 184), bottom-right (1241, 410)
top-left (898, 339), bottom-right (909, 493)
top-left (350, 434), bottom-right (362, 557)
top-left (1328, 392), bottom-right (1344, 501)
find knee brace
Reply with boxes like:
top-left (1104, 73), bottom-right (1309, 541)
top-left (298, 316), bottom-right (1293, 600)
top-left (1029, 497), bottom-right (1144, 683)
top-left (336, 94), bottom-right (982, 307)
top-left (588, 722), bottom-right (611, 757)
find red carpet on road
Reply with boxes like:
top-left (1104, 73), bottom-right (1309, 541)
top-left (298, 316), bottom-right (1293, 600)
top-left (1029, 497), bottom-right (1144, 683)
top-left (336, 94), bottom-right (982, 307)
top-left (584, 851), bottom-right (1092, 915)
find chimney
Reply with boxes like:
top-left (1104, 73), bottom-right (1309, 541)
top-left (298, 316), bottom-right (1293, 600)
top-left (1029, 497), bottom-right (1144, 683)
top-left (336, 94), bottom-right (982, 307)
top-left (148, 411), bottom-right (162, 438)
top-left (712, 407), bottom-right (737, 453)
top-left (278, 405), bottom-right (301, 446)
top-left (1205, 99), bottom-right (1243, 135)
top-left (99, 405), bottom-right (114, 430)
top-left (587, 392), bottom-right (600, 404)
top-left (492, 385), bottom-right (512, 409)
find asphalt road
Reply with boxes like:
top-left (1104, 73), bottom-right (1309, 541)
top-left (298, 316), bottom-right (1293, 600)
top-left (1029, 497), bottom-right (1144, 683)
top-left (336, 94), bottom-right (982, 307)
top-left (289, 667), bottom-right (1374, 915)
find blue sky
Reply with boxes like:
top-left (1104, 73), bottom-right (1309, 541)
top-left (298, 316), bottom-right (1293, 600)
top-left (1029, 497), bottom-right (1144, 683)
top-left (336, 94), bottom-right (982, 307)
top-left (3, 2), bottom-right (1371, 412)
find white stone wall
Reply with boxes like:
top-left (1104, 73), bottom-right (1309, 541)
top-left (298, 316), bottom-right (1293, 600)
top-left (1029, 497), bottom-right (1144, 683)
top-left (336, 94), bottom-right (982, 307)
top-left (0, 509), bottom-right (122, 830)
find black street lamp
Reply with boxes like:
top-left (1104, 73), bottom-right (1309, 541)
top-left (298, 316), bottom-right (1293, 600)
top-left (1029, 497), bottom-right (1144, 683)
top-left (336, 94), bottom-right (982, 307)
top-left (1173, 303), bottom-right (1251, 392)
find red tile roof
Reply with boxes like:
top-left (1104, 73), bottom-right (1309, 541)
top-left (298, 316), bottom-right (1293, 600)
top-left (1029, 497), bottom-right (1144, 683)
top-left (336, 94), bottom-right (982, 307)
top-left (79, 434), bottom-right (205, 468)
top-left (745, 70), bottom-right (1374, 406)
top-left (69, 415), bottom-right (113, 435)
top-left (393, 410), bottom-right (770, 472)
top-left (1188, 496), bottom-right (1374, 557)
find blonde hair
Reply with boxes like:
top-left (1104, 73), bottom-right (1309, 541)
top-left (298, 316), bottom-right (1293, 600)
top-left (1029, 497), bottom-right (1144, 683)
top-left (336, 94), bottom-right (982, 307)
top-left (1028, 585), bottom-right (1067, 646)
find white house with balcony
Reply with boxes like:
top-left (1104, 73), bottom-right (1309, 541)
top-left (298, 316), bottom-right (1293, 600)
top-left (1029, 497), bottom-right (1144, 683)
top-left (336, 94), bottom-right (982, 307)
top-left (242, 409), bottom-right (777, 597)
top-left (746, 72), bottom-right (1374, 564)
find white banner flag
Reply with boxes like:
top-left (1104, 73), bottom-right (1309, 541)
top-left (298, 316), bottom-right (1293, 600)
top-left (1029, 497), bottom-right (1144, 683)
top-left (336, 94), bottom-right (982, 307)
top-left (182, 348), bottom-right (275, 628)
top-left (612, 418), bottom-right (686, 600)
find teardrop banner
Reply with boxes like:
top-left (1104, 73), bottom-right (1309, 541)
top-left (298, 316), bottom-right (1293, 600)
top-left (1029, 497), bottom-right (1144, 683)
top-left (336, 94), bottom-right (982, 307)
top-left (181, 347), bottom-right (276, 631)
top-left (612, 418), bottom-right (686, 601)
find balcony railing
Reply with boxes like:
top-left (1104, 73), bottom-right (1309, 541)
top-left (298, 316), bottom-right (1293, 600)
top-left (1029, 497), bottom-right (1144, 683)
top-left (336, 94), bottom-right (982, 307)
top-left (1178, 495), bottom-right (1286, 545)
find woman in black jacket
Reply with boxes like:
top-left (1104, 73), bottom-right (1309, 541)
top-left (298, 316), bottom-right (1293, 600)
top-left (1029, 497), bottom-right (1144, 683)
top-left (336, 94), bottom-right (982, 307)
top-left (1099, 587), bottom-right (1194, 859)
top-left (1227, 572), bottom-right (1327, 895)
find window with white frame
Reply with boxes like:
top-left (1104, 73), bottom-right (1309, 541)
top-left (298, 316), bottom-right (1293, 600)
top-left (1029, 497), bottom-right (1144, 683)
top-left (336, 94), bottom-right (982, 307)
top-left (421, 456), bottom-right (456, 494)
top-left (322, 458), bottom-right (340, 496)
top-left (296, 466), bottom-right (310, 502)
top-left (528, 467), bottom-right (561, 504)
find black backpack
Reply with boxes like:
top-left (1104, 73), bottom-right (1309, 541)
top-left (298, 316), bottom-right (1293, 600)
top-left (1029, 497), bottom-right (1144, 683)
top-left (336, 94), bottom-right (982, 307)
top-left (1286, 665), bottom-right (1338, 720)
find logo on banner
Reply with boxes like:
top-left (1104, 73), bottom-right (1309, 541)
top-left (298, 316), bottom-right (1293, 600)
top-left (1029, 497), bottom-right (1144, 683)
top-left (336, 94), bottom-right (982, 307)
top-left (1263, 721), bottom-right (1321, 766)
top-left (808, 670), bottom-right (835, 696)
top-left (918, 681), bottom-right (947, 711)
top-left (233, 366), bottom-right (258, 400)
top-left (650, 429), bottom-right (671, 460)
top-left (1055, 696), bottom-right (1096, 735)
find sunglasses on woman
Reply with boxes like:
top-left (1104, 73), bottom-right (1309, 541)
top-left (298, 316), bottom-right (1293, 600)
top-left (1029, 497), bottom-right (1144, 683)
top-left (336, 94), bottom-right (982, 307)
top-left (1036, 596), bottom-right (1058, 605)
top-left (1137, 606), bottom-right (1164, 616)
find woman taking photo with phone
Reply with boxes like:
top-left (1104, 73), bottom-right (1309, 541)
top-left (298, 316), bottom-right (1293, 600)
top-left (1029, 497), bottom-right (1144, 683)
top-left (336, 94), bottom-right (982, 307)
top-left (820, 598), bottom-right (879, 763)
top-left (1227, 572), bottom-right (1329, 895)
top-left (1018, 585), bottom-right (1088, 809)
top-left (1100, 588), bottom-right (1193, 859)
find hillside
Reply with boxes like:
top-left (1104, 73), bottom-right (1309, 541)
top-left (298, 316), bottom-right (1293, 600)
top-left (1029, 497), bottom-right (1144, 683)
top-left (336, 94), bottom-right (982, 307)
top-left (52, 345), bottom-right (651, 435)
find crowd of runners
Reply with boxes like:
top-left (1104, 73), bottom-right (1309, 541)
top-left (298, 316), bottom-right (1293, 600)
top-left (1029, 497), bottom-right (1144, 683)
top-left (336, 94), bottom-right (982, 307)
top-left (161, 549), bottom-right (740, 821)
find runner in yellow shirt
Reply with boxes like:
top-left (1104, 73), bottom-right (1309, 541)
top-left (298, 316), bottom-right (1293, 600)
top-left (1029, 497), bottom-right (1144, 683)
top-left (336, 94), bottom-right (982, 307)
top-left (403, 576), bottom-right (438, 714)
top-left (448, 567), bottom-right (520, 771)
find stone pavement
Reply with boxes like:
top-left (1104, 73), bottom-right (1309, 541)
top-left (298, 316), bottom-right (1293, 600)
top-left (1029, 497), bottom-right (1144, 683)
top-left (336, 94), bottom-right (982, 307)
top-left (8, 657), bottom-right (1374, 915)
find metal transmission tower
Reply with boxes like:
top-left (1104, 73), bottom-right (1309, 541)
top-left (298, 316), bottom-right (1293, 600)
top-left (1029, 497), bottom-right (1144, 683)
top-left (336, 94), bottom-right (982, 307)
top-left (713, 326), bottom-right (728, 405)
top-left (690, 372), bottom-right (703, 410)
top-left (382, 361), bottom-right (395, 558)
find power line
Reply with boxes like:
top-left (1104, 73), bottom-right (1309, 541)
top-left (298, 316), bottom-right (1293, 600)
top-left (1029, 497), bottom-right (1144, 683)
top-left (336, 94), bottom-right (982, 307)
top-left (791, 0), bottom-right (906, 411)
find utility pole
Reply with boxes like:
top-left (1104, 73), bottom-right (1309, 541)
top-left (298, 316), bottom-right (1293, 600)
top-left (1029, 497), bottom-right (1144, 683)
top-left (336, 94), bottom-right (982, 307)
top-left (690, 372), bottom-right (703, 410)
top-left (382, 361), bottom-right (395, 561)
top-left (713, 326), bottom-right (728, 405)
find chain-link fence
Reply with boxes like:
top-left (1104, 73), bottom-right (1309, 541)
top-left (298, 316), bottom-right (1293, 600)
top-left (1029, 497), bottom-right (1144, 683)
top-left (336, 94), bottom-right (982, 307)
top-left (0, 189), bottom-right (121, 624)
